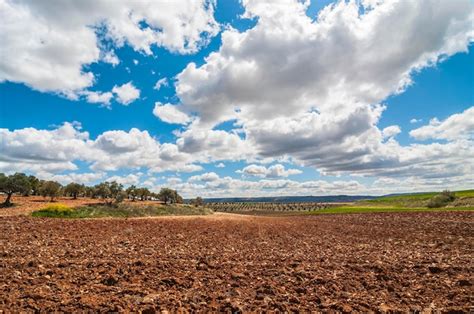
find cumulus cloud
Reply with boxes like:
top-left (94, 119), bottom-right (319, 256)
top-left (1, 0), bottom-right (473, 196)
top-left (38, 172), bottom-right (106, 185)
top-left (112, 82), bottom-right (140, 105)
top-left (237, 164), bottom-right (302, 178)
top-left (176, 126), bottom-right (255, 163)
top-left (82, 91), bottom-right (114, 106)
top-left (153, 102), bottom-right (191, 125)
top-left (409, 107), bottom-right (474, 141)
top-left (166, 172), bottom-right (366, 198)
top-left (169, 0), bottom-right (474, 186)
top-left (91, 128), bottom-right (201, 173)
top-left (0, 0), bottom-right (219, 97)
top-left (102, 50), bottom-right (120, 66)
top-left (382, 125), bottom-right (401, 139)
top-left (176, 0), bottom-right (473, 126)
top-left (0, 122), bottom-right (96, 173)
top-left (189, 172), bottom-right (220, 182)
top-left (0, 123), bottom-right (202, 177)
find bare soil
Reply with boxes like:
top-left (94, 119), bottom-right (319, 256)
top-left (0, 209), bottom-right (472, 312)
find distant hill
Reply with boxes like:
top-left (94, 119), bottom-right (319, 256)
top-left (203, 195), bottom-right (377, 203)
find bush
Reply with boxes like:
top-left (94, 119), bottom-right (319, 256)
top-left (440, 190), bottom-right (456, 201)
top-left (427, 190), bottom-right (456, 208)
top-left (32, 203), bottom-right (73, 217)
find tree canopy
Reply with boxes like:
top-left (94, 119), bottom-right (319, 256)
top-left (0, 172), bottom-right (190, 207)
top-left (0, 173), bottom-right (31, 206)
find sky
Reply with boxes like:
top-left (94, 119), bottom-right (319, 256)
top-left (0, 0), bottom-right (473, 198)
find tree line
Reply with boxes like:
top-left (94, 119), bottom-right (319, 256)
top-left (0, 172), bottom-right (184, 207)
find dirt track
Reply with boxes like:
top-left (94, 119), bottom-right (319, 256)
top-left (0, 211), bottom-right (473, 312)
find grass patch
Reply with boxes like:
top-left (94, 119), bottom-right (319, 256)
top-left (363, 189), bottom-right (474, 208)
top-left (32, 203), bottom-right (213, 218)
top-left (307, 206), bottom-right (474, 215)
top-left (454, 190), bottom-right (474, 197)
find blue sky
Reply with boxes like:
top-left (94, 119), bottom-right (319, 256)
top-left (0, 0), bottom-right (473, 197)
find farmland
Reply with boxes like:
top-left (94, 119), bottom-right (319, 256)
top-left (206, 201), bottom-right (339, 214)
top-left (0, 193), bottom-right (473, 311)
top-left (207, 190), bottom-right (474, 215)
top-left (1, 210), bottom-right (472, 312)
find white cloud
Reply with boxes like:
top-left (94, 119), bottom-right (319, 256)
top-left (237, 164), bottom-right (302, 178)
top-left (91, 128), bottom-right (201, 173)
top-left (1, 120), bottom-right (472, 196)
top-left (0, 123), bottom-right (203, 177)
top-left (189, 172), bottom-right (220, 182)
top-left (410, 118), bottom-right (421, 124)
top-left (38, 172), bottom-right (106, 185)
top-left (382, 125), bottom-right (401, 139)
top-left (102, 50), bottom-right (120, 66)
top-left (168, 0), bottom-right (474, 186)
top-left (112, 82), bottom-right (140, 105)
top-left (0, 122), bottom-right (96, 174)
top-left (82, 91), bottom-right (114, 106)
top-left (0, 0), bottom-right (219, 97)
top-left (176, 0), bottom-right (473, 126)
top-left (177, 126), bottom-right (254, 162)
top-left (410, 107), bottom-right (474, 141)
top-left (106, 173), bottom-right (141, 186)
top-left (216, 162), bottom-right (225, 168)
top-left (154, 78), bottom-right (169, 90)
top-left (133, 59), bottom-right (139, 65)
top-left (153, 102), bottom-right (191, 124)
top-left (1, 0), bottom-right (473, 196)
top-left (167, 172), bottom-right (367, 198)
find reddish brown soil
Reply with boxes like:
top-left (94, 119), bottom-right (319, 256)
top-left (0, 212), bottom-right (472, 312)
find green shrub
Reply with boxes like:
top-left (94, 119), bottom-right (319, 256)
top-left (427, 190), bottom-right (456, 208)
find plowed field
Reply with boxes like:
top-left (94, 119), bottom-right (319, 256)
top-left (0, 211), bottom-right (472, 312)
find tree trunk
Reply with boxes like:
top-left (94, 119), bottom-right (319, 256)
top-left (3, 193), bottom-right (13, 206)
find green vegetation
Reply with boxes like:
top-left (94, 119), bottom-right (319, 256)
top-left (308, 190), bottom-right (474, 215)
top-left (0, 172), bottom-right (192, 208)
top-left (362, 189), bottom-right (474, 208)
top-left (63, 182), bottom-right (85, 199)
top-left (427, 190), bottom-right (456, 208)
top-left (307, 206), bottom-right (474, 215)
top-left (31, 203), bottom-right (74, 217)
top-left (32, 203), bottom-right (213, 218)
top-left (0, 173), bottom-right (31, 206)
top-left (39, 181), bottom-right (62, 202)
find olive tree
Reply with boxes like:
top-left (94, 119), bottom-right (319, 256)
top-left (64, 182), bottom-right (84, 199)
top-left (28, 175), bottom-right (41, 196)
top-left (126, 185), bottom-right (138, 201)
top-left (0, 173), bottom-right (31, 206)
top-left (158, 188), bottom-right (182, 204)
top-left (191, 196), bottom-right (204, 207)
top-left (94, 181), bottom-right (124, 205)
top-left (39, 181), bottom-right (62, 202)
top-left (136, 187), bottom-right (151, 201)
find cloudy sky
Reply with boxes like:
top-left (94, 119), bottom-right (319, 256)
top-left (0, 0), bottom-right (473, 198)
